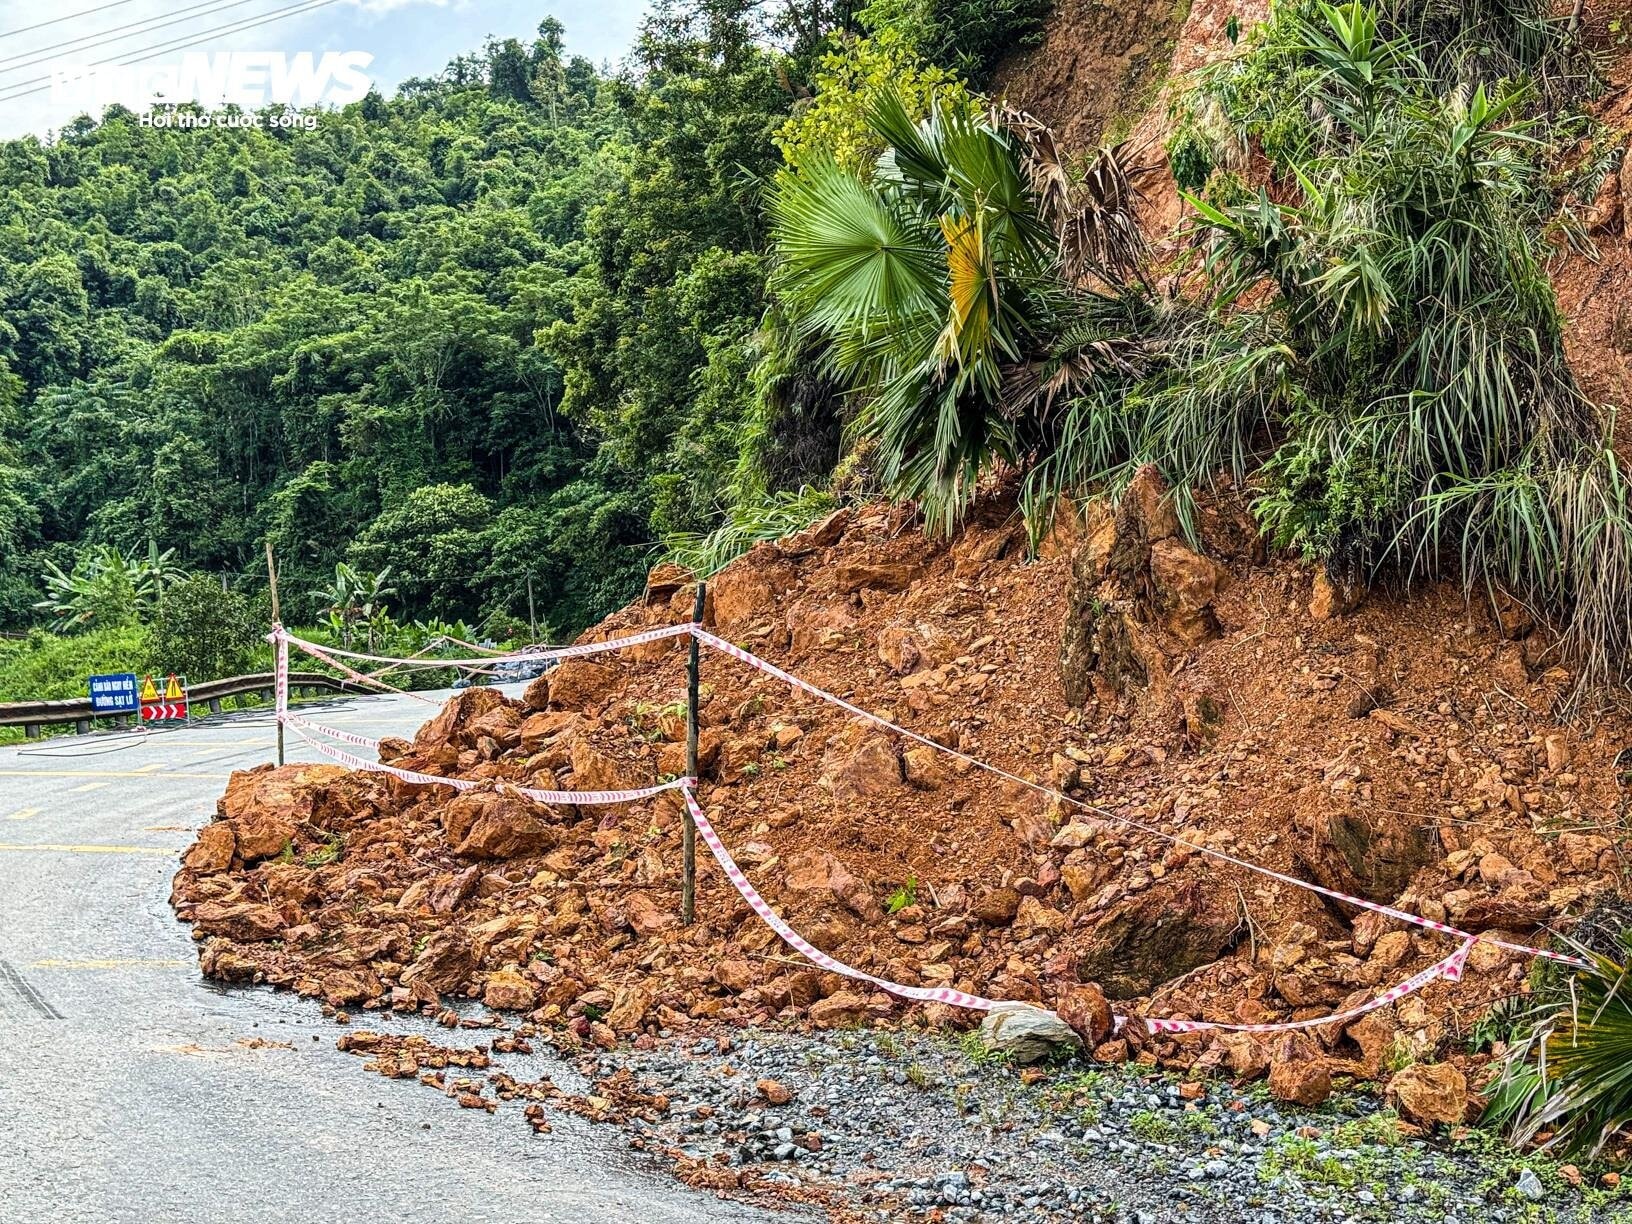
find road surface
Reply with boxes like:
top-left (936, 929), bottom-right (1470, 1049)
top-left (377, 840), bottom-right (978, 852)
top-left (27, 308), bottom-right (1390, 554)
top-left (0, 689), bottom-right (781, 1223)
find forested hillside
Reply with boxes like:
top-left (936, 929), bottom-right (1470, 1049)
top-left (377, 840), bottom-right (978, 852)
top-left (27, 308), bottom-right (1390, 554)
top-left (0, 1), bottom-right (1044, 636)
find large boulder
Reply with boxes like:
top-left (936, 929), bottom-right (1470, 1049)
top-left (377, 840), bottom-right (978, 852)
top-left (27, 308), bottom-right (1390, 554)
top-left (980, 1003), bottom-right (1083, 1064)
top-left (784, 850), bottom-right (885, 924)
top-left (545, 659), bottom-right (622, 712)
top-left (182, 822), bottom-right (236, 874)
top-left (414, 687), bottom-right (512, 751)
top-left (1388, 1061), bottom-right (1467, 1126)
top-left (400, 929), bottom-right (476, 995)
top-left (439, 791), bottom-right (555, 860)
top-left (1268, 1034), bottom-right (1333, 1106)
top-left (1148, 539), bottom-right (1227, 645)
top-left (191, 901), bottom-right (285, 943)
top-left (483, 965), bottom-right (539, 1011)
top-left (1291, 790), bottom-right (1439, 905)
top-left (1071, 876), bottom-right (1242, 999)
top-left (819, 733), bottom-right (903, 801)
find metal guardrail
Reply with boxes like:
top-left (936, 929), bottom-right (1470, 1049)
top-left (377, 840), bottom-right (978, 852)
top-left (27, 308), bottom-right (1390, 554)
top-left (0, 671), bottom-right (366, 737)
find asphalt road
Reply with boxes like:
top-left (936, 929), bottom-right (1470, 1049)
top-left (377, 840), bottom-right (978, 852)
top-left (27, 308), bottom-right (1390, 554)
top-left (0, 689), bottom-right (779, 1224)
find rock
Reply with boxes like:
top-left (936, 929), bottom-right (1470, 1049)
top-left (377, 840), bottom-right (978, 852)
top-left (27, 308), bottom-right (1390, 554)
top-left (605, 985), bottom-right (652, 1033)
top-left (520, 673), bottom-right (551, 712)
top-left (400, 929), bottom-right (476, 996)
top-left (442, 792), bottom-right (555, 860)
top-left (834, 559), bottom-right (920, 594)
top-left (979, 1003), bottom-right (1082, 1065)
top-left (786, 600), bottom-right (858, 654)
top-left (756, 1078), bottom-right (793, 1105)
top-left (709, 567), bottom-right (774, 632)
top-left (518, 710), bottom-right (576, 754)
top-left (1515, 1168), bottom-right (1545, 1202)
top-left (192, 901), bottom-right (285, 942)
top-left (233, 809), bottom-right (296, 864)
top-left (1148, 539), bottom-right (1227, 644)
top-left (198, 938), bottom-right (261, 982)
top-left (779, 508), bottom-right (849, 556)
top-left (819, 734), bottom-right (903, 800)
top-left (482, 965), bottom-right (539, 1011)
top-left (626, 892), bottom-right (679, 938)
top-left (901, 746), bottom-right (949, 790)
top-left (809, 991), bottom-right (869, 1029)
top-left (971, 887), bottom-right (1021, 926)
top-left (1389, 1061), bottom-right (1467, 1127)
top-left (1292, 791), bottom-right (1438, 904)
top-left (784, 850), bottom-right (884, 924)
top-left (546, 659), bottom-right (621, 712)
top-left (1013, 895), bottom-right (1067, 936)
top-left (1073, 877), bottom-right (1242, 998)
top-left (1368, 930), bottom-right (1412, 969)
top-left (643, 561), bottom-right (692, 605)
top-left (183, 822), bottom-right (236, 874)
top-left (1309, 568), bottom-right (1362, 621)
top-left (570, 736), bottom-right (651, 792)
top-left (1268, 1036), bottom-right (1332, 1107)
top-left (1119, 464), bottom-right (1181, 546)
top-left (414, 687), bottom-right (511, 750)
top-left (713, 959), bottom-right (756, 993)
top-left (1056, 983), bottom-right (1114, 1047)
top-left (877, 625), bottom-right (923, 675)
top-left (1557, 832), bottom-right (1614, 875)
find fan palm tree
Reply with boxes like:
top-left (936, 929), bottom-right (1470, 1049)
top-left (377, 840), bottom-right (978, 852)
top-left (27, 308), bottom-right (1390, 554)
top-left (768, 90), bottom-right (1148, 535)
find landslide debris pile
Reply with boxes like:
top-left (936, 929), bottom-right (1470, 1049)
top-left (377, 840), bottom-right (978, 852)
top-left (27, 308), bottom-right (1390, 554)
top-left (172, 479), bottom-right (1631, 1105)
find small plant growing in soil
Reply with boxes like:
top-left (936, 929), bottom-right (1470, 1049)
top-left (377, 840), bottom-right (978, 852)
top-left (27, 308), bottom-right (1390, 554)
top-left (885, 876), bottom-right (918, 915)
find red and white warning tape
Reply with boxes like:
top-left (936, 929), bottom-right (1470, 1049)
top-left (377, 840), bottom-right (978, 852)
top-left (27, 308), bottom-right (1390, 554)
top-left (692, 629), bottom-right (1588, 972)
top-left (276, 622), bottom-right (692, 669)
top-left (269, 618), bottom-right (1590, 1035)
top-left (283, 716), bottom-right (688, 806)
top-left (680, 784), bottom-right (1004, 1011)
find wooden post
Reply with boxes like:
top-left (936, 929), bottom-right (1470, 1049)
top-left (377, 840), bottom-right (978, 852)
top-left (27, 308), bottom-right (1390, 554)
top-left (265, 541), bottom-right (284, 766)
top-left (682, 581), bottom-right (706, 926)
top-left (526, 574), bottom-right (537, 642)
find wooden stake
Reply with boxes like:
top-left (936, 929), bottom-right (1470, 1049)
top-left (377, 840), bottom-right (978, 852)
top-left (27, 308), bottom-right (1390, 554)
top-left (266, 541), bottom-right (284, 766)
top-left (682, 580), bottom-right (706, 926)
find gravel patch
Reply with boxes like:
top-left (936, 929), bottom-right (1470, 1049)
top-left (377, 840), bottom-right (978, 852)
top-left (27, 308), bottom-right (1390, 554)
top-left (563, 1026), bottom-right (1630, 1223)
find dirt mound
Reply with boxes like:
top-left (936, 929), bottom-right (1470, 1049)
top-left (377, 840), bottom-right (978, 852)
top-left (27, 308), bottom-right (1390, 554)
top-left (172, 481), bottom-right (1631, 1102)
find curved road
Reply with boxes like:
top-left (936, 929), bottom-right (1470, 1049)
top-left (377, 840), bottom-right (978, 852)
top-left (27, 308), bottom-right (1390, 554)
top-left (0, 690), bottom-right (782, 1224)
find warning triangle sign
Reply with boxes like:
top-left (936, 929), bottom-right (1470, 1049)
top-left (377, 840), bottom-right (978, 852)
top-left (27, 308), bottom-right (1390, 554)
top-left (139, 675), bottom-right (158, 701)
top-left (164, 674), bottom-right (183, 699)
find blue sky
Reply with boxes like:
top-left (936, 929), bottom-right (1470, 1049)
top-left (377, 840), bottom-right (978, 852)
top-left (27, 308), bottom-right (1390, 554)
top-left (0, 0), bottom-right (652, 139)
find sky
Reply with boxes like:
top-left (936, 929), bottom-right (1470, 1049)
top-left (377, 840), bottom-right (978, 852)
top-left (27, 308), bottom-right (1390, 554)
top-left (0, 0), bottom-right (652, 139)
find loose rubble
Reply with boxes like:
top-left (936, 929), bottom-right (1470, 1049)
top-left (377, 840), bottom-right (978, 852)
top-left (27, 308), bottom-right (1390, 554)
top-left (172, 480), bottom-right (1632, 1171)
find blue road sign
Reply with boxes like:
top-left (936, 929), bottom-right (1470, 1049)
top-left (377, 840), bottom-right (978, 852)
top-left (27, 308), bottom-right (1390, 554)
top-left (88, 672), bottom-right (139, 715)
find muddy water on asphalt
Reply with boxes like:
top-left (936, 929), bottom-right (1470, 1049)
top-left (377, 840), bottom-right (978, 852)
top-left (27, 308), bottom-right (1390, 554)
top-left (0, 700), bottom-right (781, 1224)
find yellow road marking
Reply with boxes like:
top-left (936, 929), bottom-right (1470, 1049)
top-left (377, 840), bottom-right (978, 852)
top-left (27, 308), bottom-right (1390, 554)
top-left (0, 843), bottom-right (176, 855)
top-left (29, 958), bottom-right (188, 970)
top-left (0, 769), bottom-right (228, 780)
top-left (71, 781), bottom-right (110, 792)
top-left (5, 808), bottom-right (38, 821)
top-left (132, 762), bottom-right (168, 774)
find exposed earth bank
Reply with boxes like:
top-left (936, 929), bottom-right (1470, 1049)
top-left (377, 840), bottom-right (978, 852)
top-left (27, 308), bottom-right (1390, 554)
top-left (171, 479), bottom-right (1631, 1183)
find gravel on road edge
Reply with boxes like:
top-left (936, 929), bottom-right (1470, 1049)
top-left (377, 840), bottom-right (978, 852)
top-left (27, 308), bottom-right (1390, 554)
top-left (533, 1024), bottom-right (1629, 1224)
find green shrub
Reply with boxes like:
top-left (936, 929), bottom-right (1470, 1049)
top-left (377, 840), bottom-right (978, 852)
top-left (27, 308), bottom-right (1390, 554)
top-left (147, 576), bottom-right (260, 682)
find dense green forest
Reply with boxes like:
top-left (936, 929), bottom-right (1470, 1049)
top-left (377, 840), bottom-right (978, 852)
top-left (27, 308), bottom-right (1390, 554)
top-left (0, 0), bottom-right (1047, 640)
top-left (3, 0), bottom-right (1628, 697)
